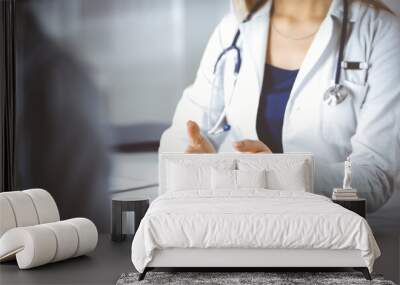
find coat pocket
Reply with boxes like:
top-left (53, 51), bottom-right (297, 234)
top-left (321, 80), bottom-right (368, 145)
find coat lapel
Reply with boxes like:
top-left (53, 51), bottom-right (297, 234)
top-left (232, 1), bottom-right (271, 139)
top-left (287, 0), bottom-right (358, 111)
top-left (240, 1), bottom-right (271, 93)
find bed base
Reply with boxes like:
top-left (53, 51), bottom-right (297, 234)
top-left (138, 267), bottom-right (371, 281)
top-left (138, 248), bottom-right (372, 281)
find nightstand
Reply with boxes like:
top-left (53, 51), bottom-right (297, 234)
top-left (332, 198), bottom-right (366, 218)
top-left (111, 197), bottom-right (150, 242)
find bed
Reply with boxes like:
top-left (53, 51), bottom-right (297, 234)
top-left (131, 153), bottom-right (380, 281)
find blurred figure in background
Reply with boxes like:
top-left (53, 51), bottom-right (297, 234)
top-left (15, 2), bottom-right (111, 232)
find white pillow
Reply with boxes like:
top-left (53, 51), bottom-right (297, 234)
top-left (211, 169), bottom-right (267, 190)
top-left (211, 168), bottom-right (236, 190)
top-left (238, 158), bottom-right (308, 191)
top-left (236, 169), bottom-right (267, 189)
top-left (167, 162), bottom-right (209, 191)
top-left (269, 162), bottom-right (307, 191)
top-left (167, 159), bottom-right (235, 191)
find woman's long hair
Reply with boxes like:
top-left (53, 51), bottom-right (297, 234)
top-left (233, 0), bottom-right (392, 20)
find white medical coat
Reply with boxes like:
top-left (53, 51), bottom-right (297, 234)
top-left (160, 0), bottom-right (400, 212)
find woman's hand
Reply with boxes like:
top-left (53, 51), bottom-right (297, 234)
top-left (185, 120), bottom-right (216, 153)
top-left (233, 140), bottom-right (272, 153)
top-left (184, 120), bottom-right (270, 154)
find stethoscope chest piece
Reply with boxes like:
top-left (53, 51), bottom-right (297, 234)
top-left (323, 84), bottom-right (352, 106)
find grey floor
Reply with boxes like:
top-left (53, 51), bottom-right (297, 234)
top-left (1, 234), bottom-right (399, 284)
top-left (0, 234), bottom-right (133, 285)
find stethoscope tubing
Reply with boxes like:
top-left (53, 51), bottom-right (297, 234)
top-left (335, 0), bottom-right (349, 85)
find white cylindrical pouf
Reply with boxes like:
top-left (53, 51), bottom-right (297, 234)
top-left (1, 192), bottom-right (39, 227)
top-left (23, 189), bottom-right (60, 224)
top-left (65, 218), bottom-right (98, 257)
top-left (0, 196), bottom-right (17, 237)
top-left (0, 219), bottom-right (98, 269)
top-left (0, 188), bottom-right (98, 269)
top-left (42, 221), bottom-right (79, 262)
top-left (0, 226), bottom-right (57, 269)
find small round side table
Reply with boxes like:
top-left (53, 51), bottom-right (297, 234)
top-left (111, 197), bottom-right (149, 242)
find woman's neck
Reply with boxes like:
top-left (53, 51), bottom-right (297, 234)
top-left (272, 0), bottom-right (332, 21)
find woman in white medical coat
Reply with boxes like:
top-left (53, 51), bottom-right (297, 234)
top-left (159, 0), bottom-right (400, 212)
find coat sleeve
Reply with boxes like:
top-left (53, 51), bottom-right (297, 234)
top-left (315, 12), bottom-right (400, 213)
top-left (159, 15), bottom-right (237, 153)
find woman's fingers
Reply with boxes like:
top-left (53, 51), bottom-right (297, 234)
top-left (185, 145), bottom-right (206, 154)
top-left (185, 120), bottom-right (216, 153)
top-left (186, 120), bottom-right (203, 146)
top-left (185, 138), bottom-right (216, 153)
top-left (185, 124), bottom-right (269, 154)
top-left (185, 123), bottom-right (269, 154)
top-left (233, 139), bottom-right (272, 153)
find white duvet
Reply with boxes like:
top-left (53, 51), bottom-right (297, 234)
top-left (131, 190), bottom-right (380, 273)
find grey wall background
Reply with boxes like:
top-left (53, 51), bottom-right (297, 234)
top-left (30, 0), bottom-right (230, 130)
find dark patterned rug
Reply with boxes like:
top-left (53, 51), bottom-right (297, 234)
top-left (116, 272), bottom-right (396, 285)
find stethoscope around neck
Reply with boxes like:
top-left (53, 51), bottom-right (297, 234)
top-left (207, 0), bottom-right (352, 136)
